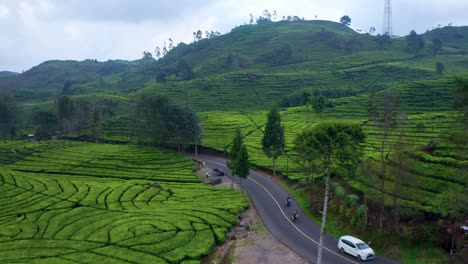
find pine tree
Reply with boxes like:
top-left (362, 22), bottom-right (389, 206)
top-left (227, 128), bottom-right (243, 176)
top-left (262, 103), bottom-right (285, 177)
top-left (236, 145), bottom-right (250, 184)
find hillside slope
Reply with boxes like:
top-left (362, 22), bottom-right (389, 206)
top-left (1, 21), bottom-right (467, 112)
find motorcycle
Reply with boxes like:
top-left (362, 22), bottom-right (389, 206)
top-left (292, 211), bottom-right (299, 222)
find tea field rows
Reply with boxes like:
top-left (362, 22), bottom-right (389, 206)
top-left (199, 78), bottom-right (466, 214)
top-left (0, 141), bottom-right (248, 263)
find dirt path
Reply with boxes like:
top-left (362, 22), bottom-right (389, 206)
top-left (231, 205), bottom-right (309, 264)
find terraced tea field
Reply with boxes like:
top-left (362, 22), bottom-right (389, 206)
top-left (199, 77), bottom-right (467, 213)
top-left (0, 141), bottom-right (248, 263)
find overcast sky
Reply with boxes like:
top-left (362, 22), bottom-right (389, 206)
top-left (1, 0), bottom-right (467, 72)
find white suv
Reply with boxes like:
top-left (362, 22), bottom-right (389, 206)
top-left (338, 235), bottom-right (375, 261)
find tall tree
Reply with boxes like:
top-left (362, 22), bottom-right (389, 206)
top-left (74, 99), bottom-right (93, 135)
top-left (432, 37), bottom-right (443, 56)
top-left (0, 92), bottom-right (18, 139)
top-left (436, 62), bottom-right (445, 75)
top-left (176, 59), bottom-right (194, 80)
top-left (155, 47), bottom-right (161, 59)
top-left (133, 93), bottom-right (202, 151)
top-left (449, 77), bottom-right (468, 159)
top-left (91, 103), bottom-right (102, 142)
top-left (374, 34), bottom-right (392, 50)
top-left (227, 128), bottom-right (243, 176)
top-left (311, 93), bottom-right (329, 116)
top-left (340, 15), bottom-right (351, 26)
top-left (168, 38), bottom-right (174, 50)
top-left (390, 123), bottom-right (415, 232)
top-left (293, 122), bottom-right (365, 264)
top-left (62, 80), bottom-right (72, 95)
top-left (236, 145), bottom-right (250, 183)
top-left (406, 30), bottom-right (425, 53)
top-left (227, 129), bottom-right (250, 185)
top-left (33, 110), bottom-right (57, 140)
top-left (302, 90), bottom-right (312, 125)
top-left (57, 95), bottom-right (74, 136)
top-left (368, 91), bottom-right (399, 229)
top-left (195, 30), bottom-right (203, 41)
top-left (262, 103), bottom-right (285, 177)
top-left (142, 51), bottom-right (153, 60)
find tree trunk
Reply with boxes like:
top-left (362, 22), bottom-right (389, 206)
top-left (393, 164), bottom-right (402, 232)
top-left (272, 157), bottom-right (276, 177)
top-left (379, 138), bottom-right (386, 230)
top-left (363, 196), bottom-right (368, 231)
top-left (450, 222), bottom-right (456, 255)
top-left (195, 144), bottom-right (198, 158)
top-left (317, 172), bottom-right (331, 264)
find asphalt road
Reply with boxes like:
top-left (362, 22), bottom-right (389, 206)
top-left (195, 154), bottom-right (400, 264)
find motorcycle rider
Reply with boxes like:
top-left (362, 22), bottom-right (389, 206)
top-left (292, 210), bottom-right (299, 222)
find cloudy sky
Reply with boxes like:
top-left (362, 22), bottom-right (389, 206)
top-left (1, 0), bottom-right (467, 72)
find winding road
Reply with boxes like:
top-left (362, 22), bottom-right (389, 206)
top-left (195, 154), bottom-right (400, 264)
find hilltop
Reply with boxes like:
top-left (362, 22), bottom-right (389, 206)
top-left (1, 21), bottom-right (467, 111)
top-left (0, 71), bottom-right (19, 78)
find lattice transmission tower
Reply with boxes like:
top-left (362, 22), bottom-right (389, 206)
top-left (383, 0), bottom-right (392, 36)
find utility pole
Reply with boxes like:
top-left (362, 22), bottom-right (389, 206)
top-left (383, 0), bottom-right (392, 36)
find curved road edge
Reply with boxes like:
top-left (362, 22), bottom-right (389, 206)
top-left (193, 153), bottom-right (400, 264)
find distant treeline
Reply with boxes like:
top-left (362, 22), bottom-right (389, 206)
top-left (0, 91), bottom-right (202, 153)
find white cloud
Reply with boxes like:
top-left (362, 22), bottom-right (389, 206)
top-left (0, 5), bottom-right (10, 18)
top-left (0, 0), bottom-right (468, 72)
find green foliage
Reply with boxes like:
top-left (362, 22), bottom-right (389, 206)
top-left (293, 122), bottom-right (366, 175)
top-left (33, 110), bottom-right (57, 140)
top-left (227, 128), bottom-right (250, 179)
top-left (345, 194), bottom-right (360, 207)
top-left (255, 44), bottom-right (293, 66)
top-left (262, 103), bottom-right (285, 159)
top-left (311, 93), bottom-right (332, 115)
top-left (355, 204), bottom-right (368, 223)
top-left (431, 38), bottom-right (443, 56)
top-left (435, 62), bottom-right (444, 74)
top-left (262, 103), bottom-right (285, 176)
top-left (340, 15), bottom-right (351, 26)
top-left (0, 92), bottom-right (18, 139)
top-left (236, 145), bottom-right (250, 180)
top-left (132, 93), bottom-right (202, 151)
top-left (406, 30), bottom-right (425, 53)
top-left (453, 77), bottom-right (468, 120)
top-left (374, 34), bottom-right (392, 50)
top-left (333, 183), bottom-right (346, 200)
top-left (176, 59), bottom-right (194, 80)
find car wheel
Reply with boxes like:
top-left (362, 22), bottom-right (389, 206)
top-left (358, 255), bottom-right (363, 261)
top-left (340, 247), bottom-right (344, 254)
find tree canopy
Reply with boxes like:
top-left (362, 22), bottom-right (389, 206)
top-left (0, 92), bottom-right (18, 139)
top-left (340, 15), bottom-right (351, 26)
top-left (262, 102), bottom-right (285, 176)
top-left (133, 93), bottom-right (202, 152)
top-left (293, 122), bottom-right (365, 264)
top-left (406, 30), bottom-right (425, 53)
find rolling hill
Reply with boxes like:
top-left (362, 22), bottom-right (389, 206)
top-left (0, 19), bottom-right (467, 261)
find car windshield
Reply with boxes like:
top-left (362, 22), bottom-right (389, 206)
top-left (356, 243), bottom-right (369, 250)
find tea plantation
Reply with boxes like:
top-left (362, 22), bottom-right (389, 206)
top-left (199, 77), bottom-right (466, 215)
top-left (0, 141), bottom-right (248, 263)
